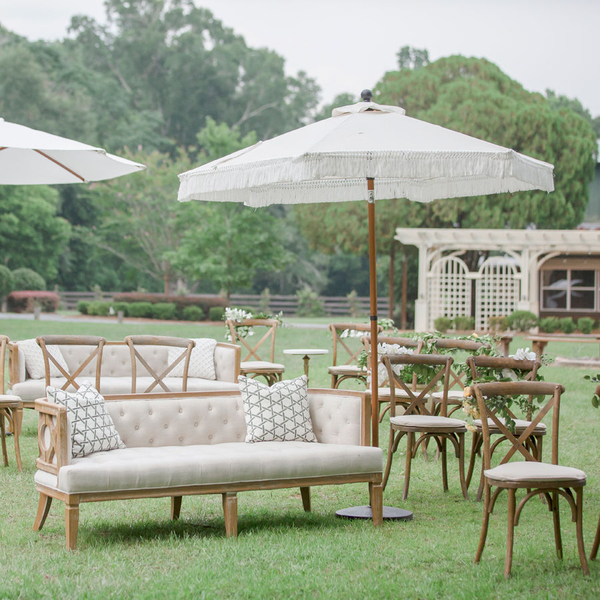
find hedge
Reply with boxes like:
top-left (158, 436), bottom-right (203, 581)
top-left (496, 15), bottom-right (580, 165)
top-left (152, 302), bottom-right (177, 320)
top-left (112, 293), bottom-right (226, 320)
top-left (127, 302), bottom-right (155, 318)
top-left (7, 291), bottom-right (59, 313)
top-left (182, 306), bottom-right (205, 321)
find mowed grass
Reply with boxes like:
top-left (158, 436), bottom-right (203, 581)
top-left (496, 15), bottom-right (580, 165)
top-left (1, 319), bottom-right (600, 598)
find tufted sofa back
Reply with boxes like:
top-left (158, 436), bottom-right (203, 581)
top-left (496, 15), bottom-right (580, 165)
top-left (102, 390), bottom-right (367, 450)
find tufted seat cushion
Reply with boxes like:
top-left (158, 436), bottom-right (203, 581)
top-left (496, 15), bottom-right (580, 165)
top-left (484, 461), bottom-right (586, 483)
top-left (390, 414), bottom-right (467, 430)
top-left (35, 441), bottom-right (383, 494)
top-left (473, 417), bottom-right (547, 434)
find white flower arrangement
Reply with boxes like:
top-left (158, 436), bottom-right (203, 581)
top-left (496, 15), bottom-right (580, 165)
top-left (224, 307), bottom-right (254, 341)
top-left (509, 347), bottom-right (536, 361)
top-left (340, 329), bottom-right (364, 339)
top-left (367, 343), bottom-right (414, 385)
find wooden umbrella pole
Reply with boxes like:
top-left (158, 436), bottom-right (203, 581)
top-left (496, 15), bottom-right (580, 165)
top-left (367, 177), bottom-right (379, 447)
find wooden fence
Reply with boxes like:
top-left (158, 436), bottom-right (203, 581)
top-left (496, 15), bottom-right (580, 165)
top-left (59, 291), bottom-right (390, 317)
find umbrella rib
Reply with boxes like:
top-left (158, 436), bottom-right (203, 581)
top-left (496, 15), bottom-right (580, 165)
top-left (34, 149), bottom-right (86, 182)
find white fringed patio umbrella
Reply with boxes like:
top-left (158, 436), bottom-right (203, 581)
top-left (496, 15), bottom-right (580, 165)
top-left (0, 117), bottom-right (145, 184)
top-left (178, 90), bottom-right (554, 452)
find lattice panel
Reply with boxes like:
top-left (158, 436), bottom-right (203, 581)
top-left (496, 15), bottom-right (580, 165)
top-left (476, 258), bottom-right (520, 331)
top-left (427, 256), bottom-right (471, 330)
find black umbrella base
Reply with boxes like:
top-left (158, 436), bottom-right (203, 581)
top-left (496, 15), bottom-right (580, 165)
top-left (335, 505), bottom-right (413, 521)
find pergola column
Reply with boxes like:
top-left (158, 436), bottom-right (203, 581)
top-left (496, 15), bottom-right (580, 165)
top-left (414, 244), bottom-right (429, 332)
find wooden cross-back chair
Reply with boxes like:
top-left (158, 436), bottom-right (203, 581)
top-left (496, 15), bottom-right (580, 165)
top-left (361, 334), bottom-right (423, 422)
top-left (37, 335), bottom-right (106, 393)
top-left (328, 323), bottom-right (382, 389)
top-left (0, 335), bottom-right (22, 471)
top-left (472, 380), bottom-right (589, 578)
top-left (430, 339), bottom-right (490, 417)
top-left (225, 318), bottom-right (284, 386)
top-left (465, 354), bottom-right (543, 501)
top-left (381, 353), bottom-right (469, 501)
top-left (125, 335), bottom-right (194, 393)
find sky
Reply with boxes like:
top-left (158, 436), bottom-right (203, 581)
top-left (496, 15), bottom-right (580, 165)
top-left (1, 0), bottom-right (599, 117)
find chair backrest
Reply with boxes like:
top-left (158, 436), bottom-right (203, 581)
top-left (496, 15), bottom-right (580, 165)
top-left (472, 380), bottom-right (563, 468)
top-left (125, 335), bottom-right (194, 393)
top-left (382, 353), bottom-right (453, 417)
top-left (226, 318), bottom-right (280, 363)
top-left (37, 335), bottom-right (106, 392)
top-left (0, 335), bottom-right (8, 392)
top-left (432, 339), bottom-right (490, 392)
top-left (330, 323), bottom-right (383, 367)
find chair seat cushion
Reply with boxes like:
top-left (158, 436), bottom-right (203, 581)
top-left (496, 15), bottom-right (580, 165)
top-left (37, 442), bottom-right (384, 494)
top-left (390, 415), bottom-right (467, 430)
top-left (328, 365), bottom-right (367, 376)
top-left (0, 394), bottom-right (22, 407)
top-left (484, 461), bottom-right (586, 483)
top-left (431, 390), bottom-right (465, 402)
top-left (473, 417), bottom-right (547, 434)
top-left (241, 361), bottom-right (285, 372)
top-left (377, 388), bottom-right (430, 400)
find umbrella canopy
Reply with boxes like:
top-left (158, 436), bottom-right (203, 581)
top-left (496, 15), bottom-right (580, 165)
top-left (0, 118), bottom-right (145, 184)
top-left (178, 92), bottom-right (554, 447)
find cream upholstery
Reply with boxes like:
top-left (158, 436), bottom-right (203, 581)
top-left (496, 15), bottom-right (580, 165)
top-left (241, 360), bottom-right (285, 371)
top-left (484, 461), bottom-right (586, 483)
top-left (431, 390), bottom-right (465, 402)
top-left (390, 414), bottom-right (467, 430)
top-left (328, 365), bottom-right (366, 375)
top-left (11, 342), bottom-right (239, 401)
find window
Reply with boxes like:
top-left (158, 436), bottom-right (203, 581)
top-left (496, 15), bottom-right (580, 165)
top-left (541, 269), bottom-right (596, 311)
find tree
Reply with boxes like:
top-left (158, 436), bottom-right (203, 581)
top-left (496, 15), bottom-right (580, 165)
top-left (0, 185), bottom-right (71, 282)
top-left (546, 89), bottom-right (600, 138)
top-left (396, 46), bottom-right (429, 71)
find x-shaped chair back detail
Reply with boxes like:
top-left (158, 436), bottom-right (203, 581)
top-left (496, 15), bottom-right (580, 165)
top-left (226, 319), bottom-right (280, 363)
top-left (382, 353), bottom-right (453, 418)
top-left (37, 335), bottom-right (105, 392)
top-left (125, 335), bottom-right (194, 393)
top-left (330, 323), bottom-right (382, 367)
top-left (472, 381), bottom-right (562, 468)
top-left (432, 339), bottom-right (490, 393)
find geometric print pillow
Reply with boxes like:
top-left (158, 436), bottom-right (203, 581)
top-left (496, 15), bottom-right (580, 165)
top-left (167, 338), bottom-right (217, 380)
top-left (19, 338), bottom-right (69, 379)
top-left (46, 381), bottom-right (126, 459)
top-left (239, 375), bottom-right (316, 443)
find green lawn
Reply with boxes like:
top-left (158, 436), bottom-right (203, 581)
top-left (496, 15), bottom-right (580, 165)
top-left (1, 320), bottom-right (600, 598)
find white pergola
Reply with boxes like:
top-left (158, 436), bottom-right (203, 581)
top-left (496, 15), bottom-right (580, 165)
top-left (395, 228), bottom-right (600, 331)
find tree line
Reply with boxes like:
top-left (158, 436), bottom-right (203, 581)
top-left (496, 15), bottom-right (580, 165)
top-left (0, 1), bottom-right (597, 324)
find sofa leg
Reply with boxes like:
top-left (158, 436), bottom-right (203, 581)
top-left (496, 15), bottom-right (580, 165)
top-left (369, 482), bottom-right (383, 527)
top-left (222, 492), bottom-right (238, 538)
top-left (171, 496), bottom-right (182, 520)
top-left (65, 498), bottom-right (80, 550)
top-left (300, 487), bottom-right (311, 512)
top-left (33, 493), bottom-right (53, 531)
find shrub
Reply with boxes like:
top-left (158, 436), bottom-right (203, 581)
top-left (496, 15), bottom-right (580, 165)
top-left (182, 305), bottom-right (205, 321)
top-left (487, 315), bottom-right (508, 332)
top-left (453, 315), bottom-right (475, 331)
top-left (152, 302), bottom-right (177, 320)
top-left (12, 268), bottom-right (46, 291)
top-left (296, 286), bottom-right (324, 317)
top-left (577, 317), bottom-right (595, 335)
top-left (506, 310), bottom-right (538, 332)
top-left (558, 317), bottom-right (576, 334)
top-left (7, 291), bottom-right (59, 313)
top-left (434, 316), bottom-right (452, 333)
top-left (111, 302), bottom-right (129, 317)
top-left (87, 301), bottom-right (112, 317)
top-left (77, 300), bottom-right (91, 315)
top-left (127, 302), bottom-right (154, 318)
top-left (539, 316), bottom-right (560, 333)
top-left (209, 306), bottom-right (225, 321)
top-left (0, 265), bottom-right (14, 300)
top-left (112, 292), bottom-right (226, 319)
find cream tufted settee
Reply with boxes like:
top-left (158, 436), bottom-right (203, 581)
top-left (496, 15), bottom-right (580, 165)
top-left (33, 389), bottom-right (384, 549)
top-left (9, 340), bottom-right (240, 407)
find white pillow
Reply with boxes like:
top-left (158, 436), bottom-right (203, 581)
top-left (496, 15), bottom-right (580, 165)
top-left (19, 338), bottom-right (69, 380)
top-left (46, 381), bottom-right (125, 459)
top-left (167, 338), bottom-right (217, 380)
top-left (239, 375), bottom-right (316, 443)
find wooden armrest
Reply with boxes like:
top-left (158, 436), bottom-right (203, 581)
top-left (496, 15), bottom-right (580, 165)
top-left (8, 342), bottom-right (20, 386)
top-left (35, 399), bottom-right (69, 474)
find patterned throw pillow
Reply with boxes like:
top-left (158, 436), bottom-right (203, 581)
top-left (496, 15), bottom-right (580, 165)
top-left (46, 381), bottom-right (125, 459)
top-left (167, 338), bottom-right (217, 380)
top-left (19, 338), bottom-right (69, 379)
top-left (239, 375), bottom-right (316, 443)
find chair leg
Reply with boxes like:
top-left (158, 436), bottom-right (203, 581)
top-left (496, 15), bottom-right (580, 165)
top-left (466, 432), bottom-right (480, 490)
top-left (300, 487), bottom-right (311, 512)
top-left (369, 482), bottom-right (383, 526)
top-left (505, 488), bottom-right (516, 578)
top-left (402, 432), bottom-right (414, 501)
top-left (590, 511), bottom-right (600, 560)
top-left (12, 408), bottom-right (22, 472)
top-left (551, 492), bottom-right (563, 559)
top-left (171, 496), bottom-right (182, 520)
top-left (441, 436), bottom-right (448, 493)
top-left (382, 429), bottom-right (398, 491)
top-left (33, 493), bottom-right (53, 531)
top-left (222, 492), bottom-right (238, 538)
top-left (458, 434), bottom-right (469, 501)
top-left (575, 488), bottom-right (590, 576)
top-left (476, 459), bottom-right (486, 502)
top-left (65, 499), bottom-right (80, 550)
top-left (475, 482), bottom-right (491, 564)
top-left (0, 412), bottom-right (8, 467)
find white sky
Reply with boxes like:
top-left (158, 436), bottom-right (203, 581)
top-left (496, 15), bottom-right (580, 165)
top-left (1, 0), bottom-right (599, 117)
